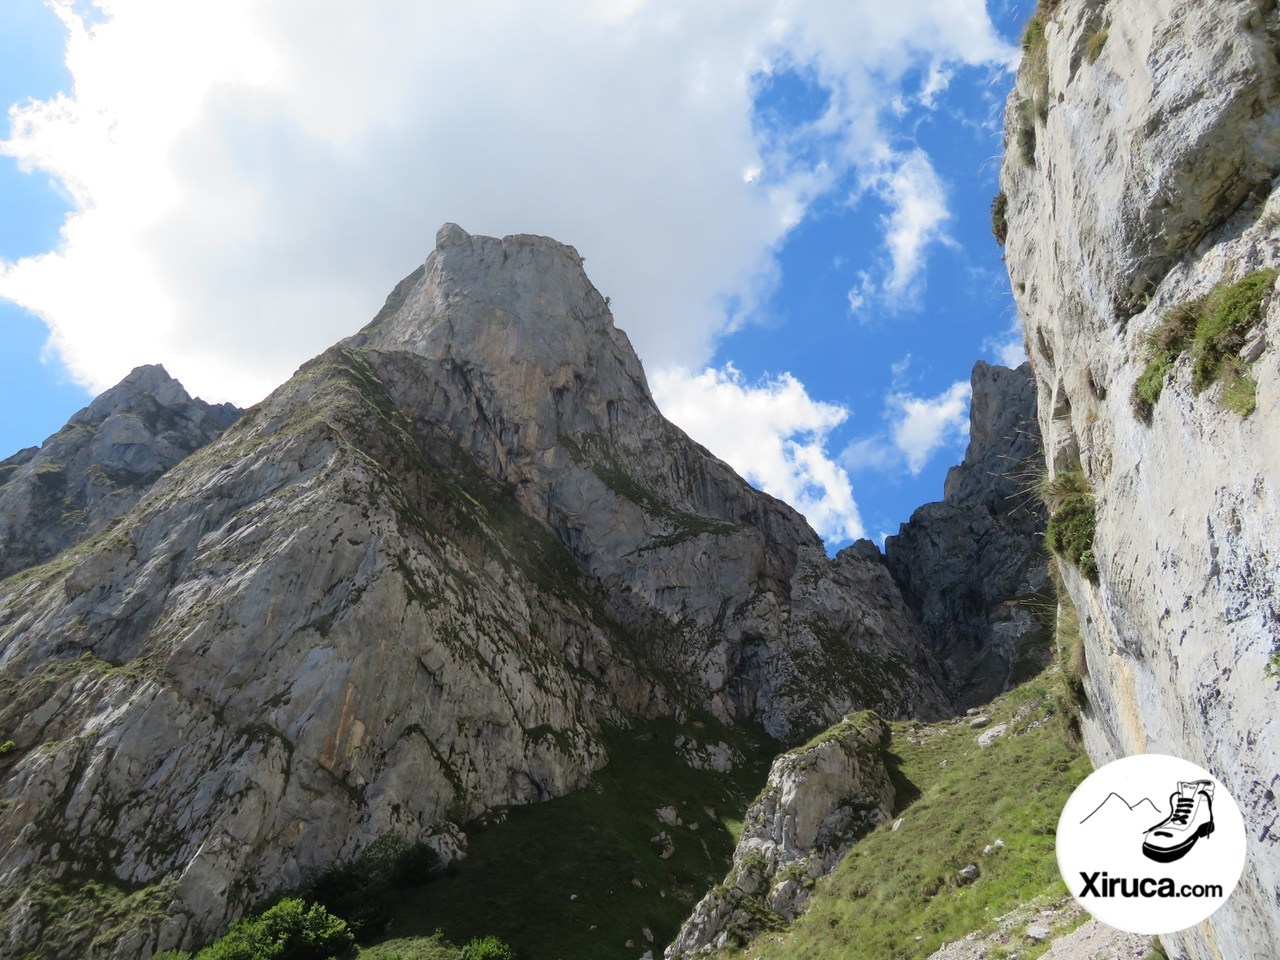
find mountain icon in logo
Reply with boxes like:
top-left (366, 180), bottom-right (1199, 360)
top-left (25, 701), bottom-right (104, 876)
top-left (1079, 792), bottom-right (1161, 826)
top-left (1078, 783), bottom-right (1217, 864)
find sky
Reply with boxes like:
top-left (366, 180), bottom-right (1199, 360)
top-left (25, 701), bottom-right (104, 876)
top-left (0, 0), bottom-right (1036, 549)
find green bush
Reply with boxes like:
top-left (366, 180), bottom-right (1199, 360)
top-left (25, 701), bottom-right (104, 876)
top-left (0, 740), bottom-right (15, 756)
top-left (459, 935), bottom-right (515, 960)
top-left (195, 899), bottom-right (354, 960)
top-left (1046, 492), bottom-right (1098, 581)
top-left (1190, 268), bottom-right (1278, 393)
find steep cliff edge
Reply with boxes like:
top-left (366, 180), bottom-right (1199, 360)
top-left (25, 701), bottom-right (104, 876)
top-left (1001, 1), bottom-right (1280, 956)
top-left (884, 361), bottom-right (1050, 708)
top-left (0, 225), bottom-right (948, 957)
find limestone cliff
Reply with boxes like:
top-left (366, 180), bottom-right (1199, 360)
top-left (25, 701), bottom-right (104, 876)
top-left (1001, 1), bottom-right (1280, 956)
top-left (884, 361), bottom-right (1051, 708)
top-left (0, 225), bottom-right (949, 958)
top-left (0, 365), bottom-right (240, 580)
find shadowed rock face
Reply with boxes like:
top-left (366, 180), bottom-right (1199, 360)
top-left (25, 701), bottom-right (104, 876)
top-left (0, 365), bottom-right (240, 580)
top-left (883, 362), bottom-right (1050, 708)
top-left (0, 224), bottom-right (949, 957)
top-left (1002, 2), bottom-right (1280, 956)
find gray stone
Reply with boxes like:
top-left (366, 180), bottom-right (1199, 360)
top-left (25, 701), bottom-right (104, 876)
top-left (976, 724), bottom-right (1009, 748)
top-left (968, 716), bottom-right (992, 729)
top-left (1024, 924), bottom-right (1050, 942)
top-left (958, 864), bottom-right (979, 884)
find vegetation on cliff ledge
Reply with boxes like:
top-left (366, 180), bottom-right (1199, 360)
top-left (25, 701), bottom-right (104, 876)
top-left (1132, 268), bottom-right (1278, 420)
top-left (1040, 468), bottom-right (1098, 581)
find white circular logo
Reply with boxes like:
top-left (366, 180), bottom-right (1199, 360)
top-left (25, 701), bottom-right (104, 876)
top-left (1057, 754), bottom-right (1246, 935)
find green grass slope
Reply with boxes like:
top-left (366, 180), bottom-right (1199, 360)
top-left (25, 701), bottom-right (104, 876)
top-left (711, 671), bottom-right (1089, 960)
top-left (373, 716), bottom-right (777, 960)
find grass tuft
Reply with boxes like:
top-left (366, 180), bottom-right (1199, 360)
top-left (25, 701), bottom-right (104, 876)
top-left (991, 193), bottom-right (1008, 246)
top-left (1190, 268), bottom-right (1277, 393)
top-left (1045, 492), bottom-right (1098, 582)
top-left (1084, 27), bottom-right (1108, 64)
top-left (1132, 269), bottom-right (1277, 420)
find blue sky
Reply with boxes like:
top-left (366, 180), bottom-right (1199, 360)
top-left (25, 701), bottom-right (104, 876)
top-left (0, 0), bottom-right (1035, 548)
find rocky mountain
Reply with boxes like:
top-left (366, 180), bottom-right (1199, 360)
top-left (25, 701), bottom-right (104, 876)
top-left (665, 359), bottom-right (1057, 959)
top-left (1001, 0), bottom-right (1280, 956)
top-left (884, 361), bottom-right (1051, 708)
top-left (0, 364), bottom-right (240, 581)
top-left (0, 224), bottom-right (953, 958)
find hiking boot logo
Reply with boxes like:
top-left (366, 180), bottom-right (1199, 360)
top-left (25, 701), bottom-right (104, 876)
top-left (1057, 754), bottom-right (1247, 936)
top-left (1142, 780), bottom-right (1215, 864)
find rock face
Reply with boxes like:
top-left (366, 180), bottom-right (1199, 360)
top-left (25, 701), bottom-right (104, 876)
top-left (0, 225), bottom-right (949, 957)
top-left (884, 361), bottom-right (1051, 707)
top-left (0, 365), bottom-right (240, 580)
top-left (1001, 2), bottom-right (1280, 956)
top-left (665, 713), bottom-right (893, 958)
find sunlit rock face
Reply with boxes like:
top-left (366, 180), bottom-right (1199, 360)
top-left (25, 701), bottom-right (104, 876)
top-left (1000, 2), bottom-right (1280, 956)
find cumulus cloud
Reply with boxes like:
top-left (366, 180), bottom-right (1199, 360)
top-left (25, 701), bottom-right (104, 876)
top-left (846, 148), bottom-right (954, 313)
top-left (1, 0), bottom-right (1014, 405)
top-left (889, 380), bottom-right (972, 473)
top-left (652, 364), bottom-right (864, 543)
top-left (843, 378), bottom-right (971, 476)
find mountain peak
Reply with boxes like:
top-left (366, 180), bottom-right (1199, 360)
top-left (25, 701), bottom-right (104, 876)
top-left (348, 224), bottom-right (652, 453)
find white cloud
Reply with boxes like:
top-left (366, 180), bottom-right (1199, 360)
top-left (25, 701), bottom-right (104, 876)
top-left (1, 0), bottom-right (1015, 406)
top-left (843, 378), bottom-right (971, 476)
top-left (866, 149), bottom-right (953, 299)
top-left (984, 316), bottom-right (1028, 368)
top-left (889, 380), bottom-right (971, 473)
top-left (652, 364), bottom-right (864, 543)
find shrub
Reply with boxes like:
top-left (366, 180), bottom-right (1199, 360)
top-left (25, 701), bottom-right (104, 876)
top-left (0, 740), bottom-right (14, 756)
top-left (195, 899), bottom-right (354, 960)
top-left (1046, 492), bottom-right (1098, 581)
top-left (1042, 468), bottom-right (1098, 581)
top-left (990, 192), bottom-right (1008, 246)
top-left (459, 935), bottom-right (515, 960)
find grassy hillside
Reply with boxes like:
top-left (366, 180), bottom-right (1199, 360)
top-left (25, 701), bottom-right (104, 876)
top-left (711, 670), bottom-right (1089, 960)
top-left (372, 715), bottom-right (777, 960)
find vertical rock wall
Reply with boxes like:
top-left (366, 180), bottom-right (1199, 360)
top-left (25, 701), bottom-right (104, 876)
top-left (1000, 2), bottom-right (1280, 955)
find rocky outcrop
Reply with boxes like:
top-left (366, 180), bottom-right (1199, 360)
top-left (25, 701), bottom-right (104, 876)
top-left (0, 225), bottom-right (948, 958)
top-left (665, 712), bottom-right (893, 958)
top-left (0, 365), bottom-right (240, 580)
top-left (1001, 2), bottom-right (1280, 957)
top-left (884, 361), bottom-right (1051, 707)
